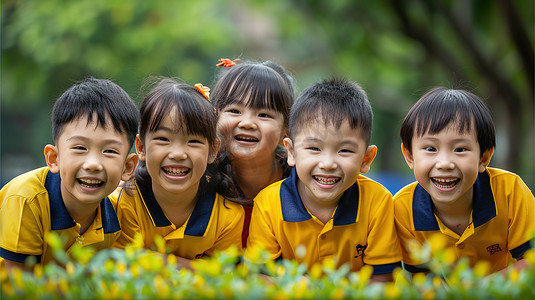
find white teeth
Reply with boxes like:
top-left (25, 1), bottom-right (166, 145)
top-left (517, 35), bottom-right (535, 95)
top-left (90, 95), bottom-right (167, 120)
top-left (433, 178), bottom-right (458, 188)
top-left (314, 176), bottom-right (340, 185)
top-left (434, 178), bottom-right (456, 183)
top-left (236, 136), bottom-right (258, 142)
top-left (163, 167), bottom-right (189, 176)
top-left (79, 179), bottom-right (103, 187)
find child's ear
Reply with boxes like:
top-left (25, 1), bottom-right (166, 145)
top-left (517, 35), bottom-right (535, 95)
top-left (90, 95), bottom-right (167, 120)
top-left (208, 138), bottom-right (222, 164)
top-left (121, 153), bottom-right (138, 181)
top-left (479, 148), bottom-right (494, 173)
top-left (359, 145), bottom-right (377, 174)
top-left (283, 137), bottom-right (296, 167)
top-left (44, 144), bottom-right (60, 173)
top-left (401, 143), bottom-right (414, 170)
top-left (135, 135), bottom-right (146, 162)
top-left (279, 129), bottom-right (290, 145)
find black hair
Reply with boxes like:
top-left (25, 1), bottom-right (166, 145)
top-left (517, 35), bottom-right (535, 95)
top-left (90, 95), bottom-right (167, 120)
top-left (289, 77), bottom-right (373, 145)
top-left (134, 77), bottom-right (218, 190)
top-left (400, 87), bottom-right (496, 156)
top-left (210, 60), bottom-right (295, 205)
top-left (51, 76), bottom-right (139, 148)
top-left (211, 61), bottom-right (294, 128)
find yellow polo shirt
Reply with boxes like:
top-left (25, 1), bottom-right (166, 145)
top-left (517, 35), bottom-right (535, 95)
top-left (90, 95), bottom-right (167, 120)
top-left (394, 167), bottom-right (535, 273)
top-left (0, 167), bottom-right (121, 269)
top-left (246, 168), bottom-right (402, 274)
top-left (112, 180), bottom-right (244, 258)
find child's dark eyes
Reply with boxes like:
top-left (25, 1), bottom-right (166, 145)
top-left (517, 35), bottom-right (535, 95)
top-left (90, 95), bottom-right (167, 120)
top-left (227, 109), bottom-right (241, 114)
top-left (306, 147), bottom-right (321, 152)
top-left (104, 149), bottom-right (120, 154)
top-left (188, 139), bottom-right (204, 145)
top-left (258, 112), bottom-right (272, 118)
top-left (424, 146), bottom-right (436, 152)
top-left (454, 147), bottom-right (467, 153)
top-left (339, 149), bottom-right (354, 153)
top-left (155, 137), bottom-right (169, 142)
top-left (72, 146), bottom-right (87, 151)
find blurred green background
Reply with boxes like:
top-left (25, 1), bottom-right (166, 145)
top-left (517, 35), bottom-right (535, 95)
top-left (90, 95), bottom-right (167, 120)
top-left (2, 0), bottom-right (534, 192)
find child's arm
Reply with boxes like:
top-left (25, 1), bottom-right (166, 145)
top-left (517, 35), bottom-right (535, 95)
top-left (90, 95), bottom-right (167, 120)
top-left (244, 195), bottom-right (282, 263)
top-left (209, 200), bottom-right (245, 254)
top-left (370, 273), bottom-right (394, 284)
top-left (3, 260), bottom-right (29, 272)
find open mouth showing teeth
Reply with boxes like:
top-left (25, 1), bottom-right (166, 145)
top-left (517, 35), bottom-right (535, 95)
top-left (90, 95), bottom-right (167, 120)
top-left (313, 176), bottom-right (341, 185)
top-left (78, 179), bottom-right (104, 188)
top-left (235, 136), bottom-right (259, 142)
top-left (432, 178), bottom-right (460, 189)
top-left (163, 167), bottom-right (190, 176)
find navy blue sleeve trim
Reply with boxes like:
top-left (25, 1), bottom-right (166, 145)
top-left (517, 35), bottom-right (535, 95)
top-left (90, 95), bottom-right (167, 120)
top-left (0, 247), bottom-right (41, 264)
top-left (403, 262), bottom-right (430, 273)
top-left (372, 261), bottom-right (402, 275)
top-left (510, 240), bottom-right (533, 259)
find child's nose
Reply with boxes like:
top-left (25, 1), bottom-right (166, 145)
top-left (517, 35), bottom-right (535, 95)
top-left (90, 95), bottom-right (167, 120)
top-left (238, 113), bottom-right (257, 130)
top-left (319, 154), bottom-right (338, 170)
top-left (435, 152), bottom-right (455, 169)
top-left (83, 154), bottom-right (104, 171)
top-left (169, 147), bottom-right (188, 161)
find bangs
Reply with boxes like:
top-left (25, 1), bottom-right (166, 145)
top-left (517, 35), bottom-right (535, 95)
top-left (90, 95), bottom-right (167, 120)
top-left (414, 91), bottom-right (473, 137)
top-left (140, 81), bottom-right (217, 145)
top-left (213, 64), bottom-right (293, 123)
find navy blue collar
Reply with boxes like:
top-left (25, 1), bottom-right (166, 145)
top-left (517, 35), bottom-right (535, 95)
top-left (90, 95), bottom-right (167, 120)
top-left (136, 181), bottom-right (215, 236)
top-left (280, 168), bottom-right (359, 225)
top-left (45, 170), bottom-right (120, 234)
top-left (413, 170), bottom-right (496, 231)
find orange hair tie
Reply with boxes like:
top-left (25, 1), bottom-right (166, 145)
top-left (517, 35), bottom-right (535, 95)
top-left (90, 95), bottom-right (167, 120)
top-left (194, 83), bottom-right (210, 100)
top-left (216, 58), bottom-right (240, 68)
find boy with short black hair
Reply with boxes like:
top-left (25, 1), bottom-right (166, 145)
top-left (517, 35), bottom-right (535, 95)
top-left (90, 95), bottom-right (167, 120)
top-left (246, 78), bottom-right (402, 282)
top-left (0, 77), bottom-right (139, 272)
top-left (395, 87), bottom-right (534, 274)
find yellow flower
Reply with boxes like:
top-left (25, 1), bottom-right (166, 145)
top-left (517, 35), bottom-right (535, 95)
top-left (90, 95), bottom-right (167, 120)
top-left (116, 261), bottom-right (127, 275)
top-left (59, 278), bottom-right (69, 294)
top-left (309, 263), bottom-right (323, 280)
top-left (428, 233), bottom-right (448, 255)
top-left (154, 235), bottom-right (166, 254)
top-left (524, 249), bottom-right (535, 266)
top-left (104, 259), bottom-right (115, 273)
top-left (473, 260), bottom-right (490, 277)
top-left (33, 264), bottom-right (44, 278)
top-left (412, 272), bottom-right (426, 287)
top-left (509, 268), bottom-right (519, 282)
top-left (358, 265), bottom-right (373, 286)
top-left (384, 282), bottom-right (400, 299)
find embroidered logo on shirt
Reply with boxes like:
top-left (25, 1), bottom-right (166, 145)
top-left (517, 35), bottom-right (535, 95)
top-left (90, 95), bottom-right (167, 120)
top-left (486, 244), bottom-right (502, 255)
top-left (354, 244), bottom-right (367, 258)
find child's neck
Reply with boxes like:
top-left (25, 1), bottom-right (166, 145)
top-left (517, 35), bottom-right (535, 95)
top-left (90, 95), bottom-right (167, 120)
top-left (297, 181), bottom-right (338, 225)
top-left (231, 155), bottom-right (283, 201)
top-left (64, 201), bottom-right (98, 235)
top-left (152, 184), bottom-right (198, 228)
top-left (432, 195), bottom-right (473, 236)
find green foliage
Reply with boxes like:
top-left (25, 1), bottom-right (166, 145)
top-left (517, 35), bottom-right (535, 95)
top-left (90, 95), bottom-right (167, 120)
top-left (2, 232), bottom-right (535, 299)
top-left (2, 0), bottom-right (534, 188)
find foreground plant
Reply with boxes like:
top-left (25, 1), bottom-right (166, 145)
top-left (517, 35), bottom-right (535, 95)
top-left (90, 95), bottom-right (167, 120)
top-left (1, 233), bottom-right (534, 299)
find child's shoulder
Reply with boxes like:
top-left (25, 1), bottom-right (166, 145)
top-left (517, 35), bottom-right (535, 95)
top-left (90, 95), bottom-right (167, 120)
top-left (356, 174), bottom-right (393, 197)
top-left (1, 166), bottom-right (50, 201)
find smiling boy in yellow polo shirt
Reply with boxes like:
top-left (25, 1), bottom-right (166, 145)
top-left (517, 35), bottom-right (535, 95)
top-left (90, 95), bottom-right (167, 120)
top-left (0, 77), bottom-right (138, 272)
top-left (246, 78), bottom-right (402, 283)
top-left (395, 87), bottom-right (534, 275)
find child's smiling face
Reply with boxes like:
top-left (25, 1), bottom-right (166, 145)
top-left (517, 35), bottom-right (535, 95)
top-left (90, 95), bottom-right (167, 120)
top-left (217, 102), bottom-right (286, 162)
top-left (47, 115), bottom-right (134, 207)
top-left (284, 119), bottom-right (376, 207)
top-left (403, 121), bottom-right (492, 207)
top-left (137, 111), bottom-right (216, 201)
